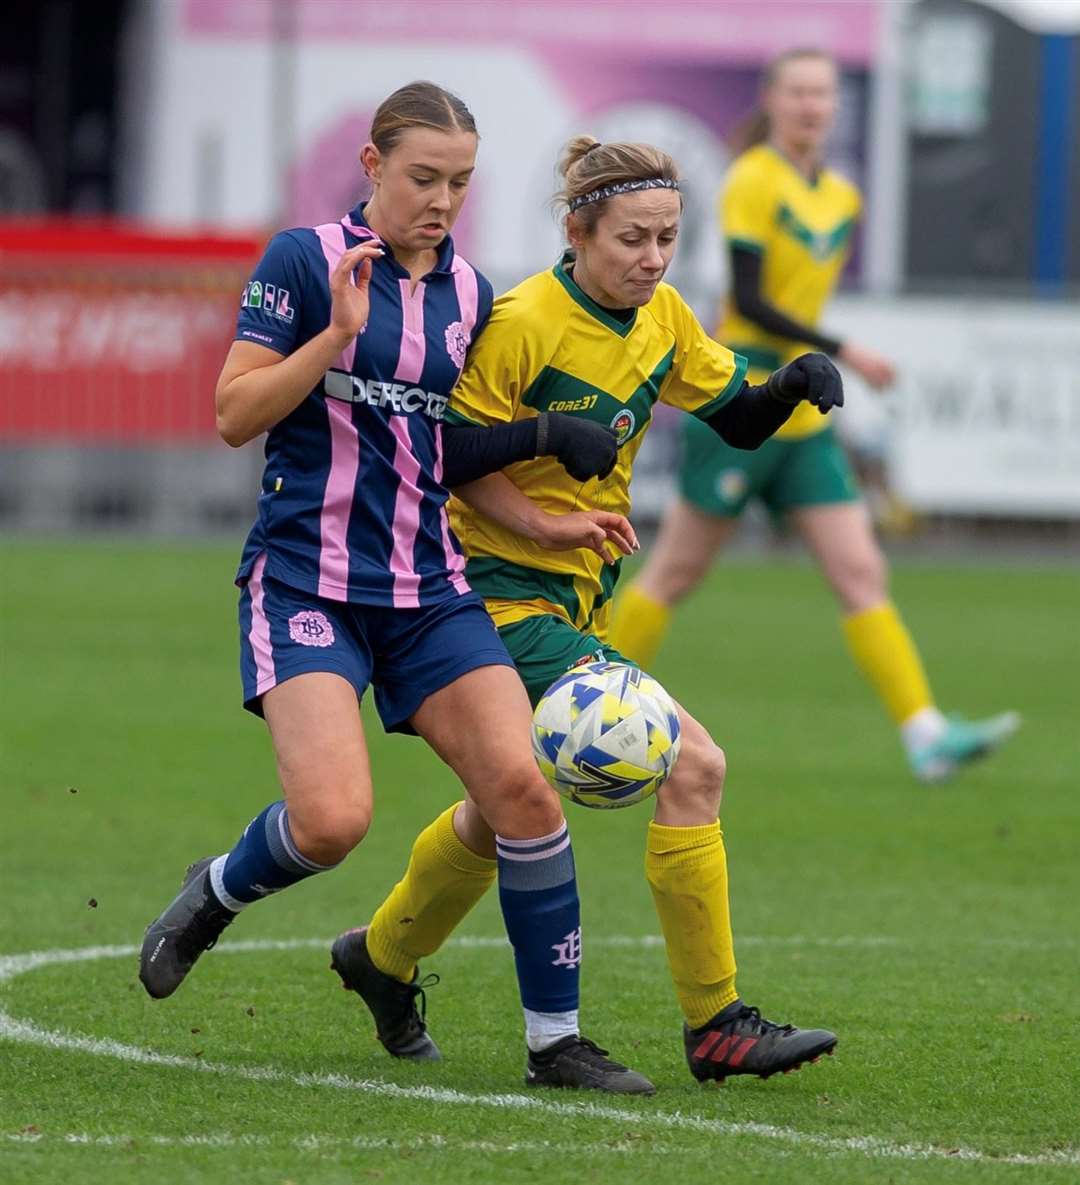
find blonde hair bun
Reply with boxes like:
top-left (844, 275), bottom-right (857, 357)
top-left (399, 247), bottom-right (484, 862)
top-left (559, 136), bottom-right (602, 179)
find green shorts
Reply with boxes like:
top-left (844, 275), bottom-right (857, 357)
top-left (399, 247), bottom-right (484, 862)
top-left (678, 419), bottom-right (859, 519)
top-left (496, 613), bottom-right (636, 706)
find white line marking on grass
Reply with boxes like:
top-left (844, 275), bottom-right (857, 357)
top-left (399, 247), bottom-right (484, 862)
top-left (2, 940), bottom-right (1078, 1171)
top-left (0, 931), bottom-right (1062, 983)
top-left (4, 1130), bottom-right (663, 1155)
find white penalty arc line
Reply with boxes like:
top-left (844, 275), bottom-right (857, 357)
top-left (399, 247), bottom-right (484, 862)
top-left (2, 939), bottom-right (1078, 1172)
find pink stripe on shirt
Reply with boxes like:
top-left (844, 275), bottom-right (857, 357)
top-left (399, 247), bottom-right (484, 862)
top-left (317, 399), bottom-right (361, 600)
top-left (314, 222), bottom-right (357, 372)
top-left (433, 423), bottom-right (471, 596)
top-left (388, 415), bottom-right (424, 607)
top-left (451, 254), bottom-right (479, 338)
top-left (247, 552), bottom-right (277, 696)
top-left (394, 279), bottom-right (427, 383)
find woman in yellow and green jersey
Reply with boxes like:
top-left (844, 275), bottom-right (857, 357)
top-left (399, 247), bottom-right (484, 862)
top-left (350, 137), bottom-right (843, 1088)
top-left (614, 49), bottom-right (1018, 784)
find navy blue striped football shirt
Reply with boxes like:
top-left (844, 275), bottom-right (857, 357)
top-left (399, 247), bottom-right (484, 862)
top-left (234, 203), bottom-right (493, 606)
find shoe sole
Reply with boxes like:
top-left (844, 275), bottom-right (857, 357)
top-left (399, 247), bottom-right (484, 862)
top-left (330, 928), bottom-right (441, 1062)
top-left (523, 1073), bottom-right (656, 1096)
top-left (690, 1037), bottom-right (837, 1085)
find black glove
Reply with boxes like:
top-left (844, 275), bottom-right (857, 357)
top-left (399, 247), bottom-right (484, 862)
top-left (766, 352), bottom-right (844, 415)
top-left (537, 411), bottom-right (618, 481)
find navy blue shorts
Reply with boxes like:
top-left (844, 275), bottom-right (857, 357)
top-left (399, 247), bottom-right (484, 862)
top-left (238, 555), bottom-right (514, 733)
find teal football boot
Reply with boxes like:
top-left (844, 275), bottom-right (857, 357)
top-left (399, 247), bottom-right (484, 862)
top-left (910, 711), bottom-right (1020, 783)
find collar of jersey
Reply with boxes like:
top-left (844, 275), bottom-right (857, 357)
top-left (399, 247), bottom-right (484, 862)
top-left (764, 142), bottom-right (822, 190)
top-left (344, 202), bottom-right (457, 277)
top-left (552, 252), bottom-right (637, 338)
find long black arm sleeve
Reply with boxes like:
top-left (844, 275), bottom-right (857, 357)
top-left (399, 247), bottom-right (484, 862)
top-left (703, 352), bottom-right (845, 449)
top-left (441, 420), bottom-right (538, 487)
top-left (731, 244), bottom-right (842, 356)
top-left (442, 411), bottom-right (619, 487)
top-left (701, 381), bottom-right (794, 450)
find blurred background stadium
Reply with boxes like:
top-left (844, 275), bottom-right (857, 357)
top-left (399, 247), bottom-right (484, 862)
top-left (2, 0), bottom-right (1078, 545)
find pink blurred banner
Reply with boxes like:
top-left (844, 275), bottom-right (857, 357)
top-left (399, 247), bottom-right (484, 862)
top-left (183, 0), bottom-right (880, 65)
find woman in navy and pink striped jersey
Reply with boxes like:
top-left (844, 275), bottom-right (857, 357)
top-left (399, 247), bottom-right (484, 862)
top-left (137, 81), bottom-right (652, 1095)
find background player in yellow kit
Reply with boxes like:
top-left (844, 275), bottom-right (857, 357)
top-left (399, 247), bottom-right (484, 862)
top-left (613, 49), bottom-right (1018, 783)
top-left (341, 136), bottom-right (843, 1087)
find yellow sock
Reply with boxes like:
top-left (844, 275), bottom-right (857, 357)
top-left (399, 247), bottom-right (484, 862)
top-left (645, 820), bottom-right (738, 1029)
top-left (366, 802), bottom-right (496, 983)
top-left (610, 583), bottom-right (672, 669)
top-left (842, 601), bottom-right (935, 725)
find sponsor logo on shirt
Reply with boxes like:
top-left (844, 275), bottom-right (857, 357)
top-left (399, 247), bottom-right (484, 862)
top-left (324, 371), bottom-right (448, 420)
top-left (242, 281), bottom-right (295, 322)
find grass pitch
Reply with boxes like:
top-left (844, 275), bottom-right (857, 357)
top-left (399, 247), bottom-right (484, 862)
top-left (2, 538), bottom-right (1078, 1184)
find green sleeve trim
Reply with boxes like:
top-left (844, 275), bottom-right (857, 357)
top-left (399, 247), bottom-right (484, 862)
top-left (725, 344), bottom-right (783, 373)
top-left (692, 351), bottom-right (749, 420)
top-left (727, 236), bottom-right (765, 255)
top-left (442, 406), bottom-right (485, 427)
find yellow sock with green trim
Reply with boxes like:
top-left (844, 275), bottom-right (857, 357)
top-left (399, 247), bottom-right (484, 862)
top-left (366, 802), bottom-right (496, 983)
top-left (841, 601), bottom-right (936, 725)
top-left (610, 583), bottom-right (672, 669)
top-left (645, 820), bottom-right (738, 1029)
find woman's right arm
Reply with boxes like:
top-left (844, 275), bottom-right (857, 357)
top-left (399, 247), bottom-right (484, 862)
top-left (730, 243), bottom-right (895, 391)
top-left (730, 244), bottom-right (841, 355)
top-left (215, 241), bottom-right (382, 446)
top-left (453, 473), bottom-right (638, 562)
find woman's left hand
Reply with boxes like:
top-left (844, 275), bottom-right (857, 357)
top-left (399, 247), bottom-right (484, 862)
top-left (768, 352), bottom-right (845, 413)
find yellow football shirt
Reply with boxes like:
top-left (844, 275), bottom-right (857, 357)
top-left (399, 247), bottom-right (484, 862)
top-left (446, 254), bottom-right (747, 636)
top-left (717, 143), bottom-right (861, 438)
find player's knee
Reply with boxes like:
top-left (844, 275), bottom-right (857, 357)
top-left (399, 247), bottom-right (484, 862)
top-left (659, 552), bottom-right (710, 603)
top-left (835, 553), bottom-right (888, 612)
top-left (690, 738), bottom-right (727, 808)
top-left (288, 798), bottom-right (372, 865)
top-left (485, 763), bottom-right (564, 837)
top-left (663, 733), bottom-right (726, 816)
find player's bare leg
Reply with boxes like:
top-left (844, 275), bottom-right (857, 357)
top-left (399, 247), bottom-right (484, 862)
top-left (637, 498), bottom-right (739, 609)
top-left (793, 503), bottom-right (1019, 781)
top-left (141, 673), bottom-right (371, 999)
top-left (613, 498), bottom-right (737, 668)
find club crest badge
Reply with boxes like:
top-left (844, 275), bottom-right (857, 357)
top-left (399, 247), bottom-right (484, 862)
top-left (444, 321), bottom-right (470, 369)
top-left (717, 469), bottom-right (748, 504)
top-left (610, 408), bottom-right (635, 445)
top-left (288, 610), bottom-right (335, 647)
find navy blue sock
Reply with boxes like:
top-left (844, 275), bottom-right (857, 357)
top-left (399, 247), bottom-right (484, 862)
top-left (496, 823), bottom-right (581, 1041)
top-left (209, 801), bottom-right (336, 911)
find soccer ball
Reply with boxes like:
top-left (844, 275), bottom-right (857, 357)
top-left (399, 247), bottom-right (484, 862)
top-left (531, 662), bottom-right (681, 809)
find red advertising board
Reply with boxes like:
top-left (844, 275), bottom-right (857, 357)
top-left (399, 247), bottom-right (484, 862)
top-left (0, 221), bottom-right (261, 444)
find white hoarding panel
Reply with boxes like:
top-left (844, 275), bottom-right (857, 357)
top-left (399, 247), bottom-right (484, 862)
top-left (833, 296), bottom-right (1080, 517)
